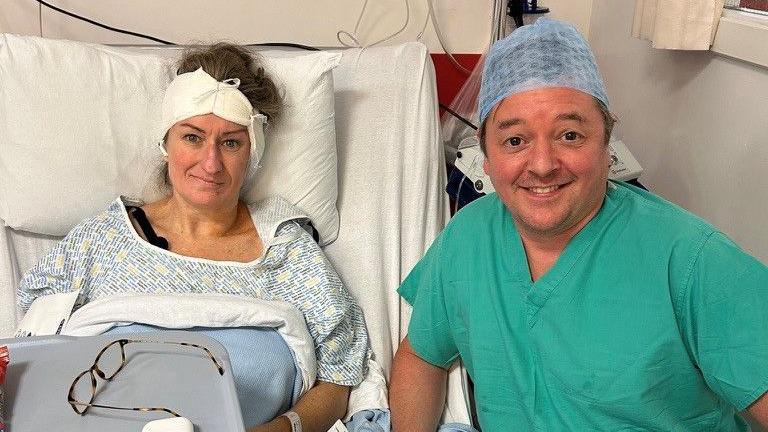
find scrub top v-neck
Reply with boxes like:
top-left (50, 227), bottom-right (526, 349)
top-left (504, 184), bottom-right (622, 329)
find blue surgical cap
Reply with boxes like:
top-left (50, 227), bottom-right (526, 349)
top-left (478, 18), bottom-right (609, 125)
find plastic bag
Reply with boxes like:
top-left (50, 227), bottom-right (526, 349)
top-left (0, 345), bottom-right (8, 432)
top-left (441, 54), bottom-right (485, 164)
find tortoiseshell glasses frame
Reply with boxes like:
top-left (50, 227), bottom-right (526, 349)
top-left (67, 338), bottom-right (225, 417)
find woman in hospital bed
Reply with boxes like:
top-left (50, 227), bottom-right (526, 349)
top-left (15, 43), bottom-right (369, 432)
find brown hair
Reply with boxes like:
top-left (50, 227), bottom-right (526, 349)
top-left (176, 42), bottom-right (283, 122)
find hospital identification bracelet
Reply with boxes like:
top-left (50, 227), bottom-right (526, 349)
top-left (281, 410), bottom-right (302, 432)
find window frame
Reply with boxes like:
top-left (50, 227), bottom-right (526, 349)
top-left (711, 8), bottom-right (768, 69)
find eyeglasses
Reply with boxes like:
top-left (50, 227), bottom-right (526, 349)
top-left (67, 338), bottom-right (225, 417)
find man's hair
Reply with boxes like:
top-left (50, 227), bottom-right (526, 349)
top-left (478, 96), bottom-right (616, 154)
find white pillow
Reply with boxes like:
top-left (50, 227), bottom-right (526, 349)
top-left (0, 35), bottom-right (341, 245)
top-left (244, 52), bottom-right (340, 245)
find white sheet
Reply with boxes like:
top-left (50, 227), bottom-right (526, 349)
top-left (324, 43), bottom-right (468, 423)
top-left (66, 294), bottom-right (318, 394)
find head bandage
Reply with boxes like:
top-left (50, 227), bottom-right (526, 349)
top-left (159, 67), bottom-right (267, 183)
top-left (478, 18), bottom-right (609, 125)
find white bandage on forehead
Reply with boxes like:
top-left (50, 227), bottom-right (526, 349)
top-left (159, 67), bottom-right (267, 180)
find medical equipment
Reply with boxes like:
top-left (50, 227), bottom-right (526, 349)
top-left (336, 0), bottom-right (410, 48)
top-left (507, 0), bottom-right (550, 28)
top-left (454, 137), bottom-right (494, 195)
top-left (608, 138), bottom-right (644, 181)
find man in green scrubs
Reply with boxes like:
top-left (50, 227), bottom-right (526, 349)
top-left (390, 18), bottom-right (768, 432)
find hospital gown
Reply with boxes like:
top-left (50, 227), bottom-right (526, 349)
top-left (18, 196), bottom-right (369, 387)
top-left (400, 181), bottom-right (768, 432)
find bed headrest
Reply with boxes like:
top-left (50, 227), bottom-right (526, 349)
top-left (0, 35), bottom-right (341, 245)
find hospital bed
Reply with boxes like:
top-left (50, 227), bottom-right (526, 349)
top-left (0, 36), bottom-right (472, 429)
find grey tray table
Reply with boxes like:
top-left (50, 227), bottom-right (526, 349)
top-left (1, 330), bottom-right (244, 431)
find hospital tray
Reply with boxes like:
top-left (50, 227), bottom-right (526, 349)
top-left (0, 330), bottom-right (245, 432)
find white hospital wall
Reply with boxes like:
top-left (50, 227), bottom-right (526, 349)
top-left (539, 0), bottom-right (594, 36)
top-left (0, 0), bottom-right (492, 53)
top-left (588, 0), bottom-right (768, 264)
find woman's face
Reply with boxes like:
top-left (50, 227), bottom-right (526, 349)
top-left (164, 113), bottom-right (251, 211)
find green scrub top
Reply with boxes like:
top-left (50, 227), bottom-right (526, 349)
top-left (399, 181), bottom-right (768, 432)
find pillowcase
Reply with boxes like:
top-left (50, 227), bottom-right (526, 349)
top-left (244, 52), bottom-right (340, 245)
top-left (0, 35), bottom-right (340, 245)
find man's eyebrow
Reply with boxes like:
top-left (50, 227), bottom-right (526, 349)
top-left (495, 118), bottom-right (525, 129)
top-left (555, 112), bottom-right (587, 123)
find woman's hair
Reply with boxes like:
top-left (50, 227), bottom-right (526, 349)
top-left (176, 42), bottom-right (283, 122)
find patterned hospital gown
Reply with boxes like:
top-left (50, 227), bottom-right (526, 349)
top-left (17, 196), bottom-right (369, 386)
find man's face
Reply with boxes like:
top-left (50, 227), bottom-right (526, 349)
top-left (483, 87), bottom-right (610, 241)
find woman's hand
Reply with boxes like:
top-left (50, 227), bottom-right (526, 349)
top-left (247, 381), bottom-right (350, 432)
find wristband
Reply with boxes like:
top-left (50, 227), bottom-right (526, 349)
top-left (280, 410), bottom-right (301, 432)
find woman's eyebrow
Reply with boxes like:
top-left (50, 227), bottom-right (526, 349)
top-left (178, 123), bottom-right (247, 136)
top-left (178, 123), bottom-right (205, 133)
top-left (222, 127), bottom-right (248, 136)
